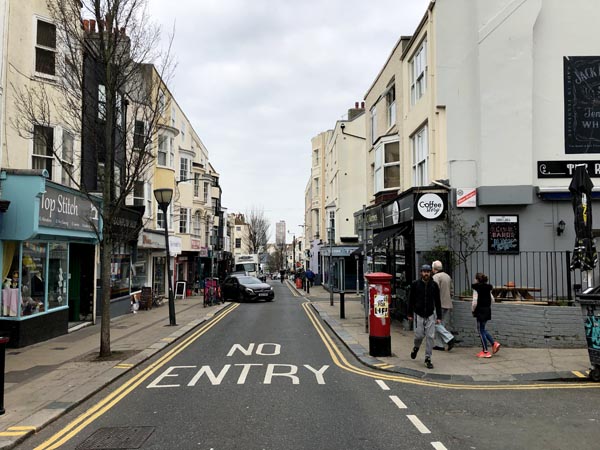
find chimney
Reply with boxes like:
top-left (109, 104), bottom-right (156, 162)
top-left (348, 101), bottom-right (365, 121)
top-left (90, 19), bottom-right (96, 32)
top-left (361, 101), bottom-right (365, 109)
top-left (83, 19), bottom-right (90, 33)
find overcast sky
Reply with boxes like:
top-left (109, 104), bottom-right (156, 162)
top-left (147, 0), bottom-right (430, 243)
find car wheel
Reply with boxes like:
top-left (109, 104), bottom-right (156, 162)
top-left (238, 291), bottom-right (245, 303)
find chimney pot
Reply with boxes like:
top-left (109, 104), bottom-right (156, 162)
top-left (90, 19), bottom-right (96, 32)
top-left (355, 102), bottom-right (359, 108)
top-left (83, 19), bottom-right (89, 32)
top-left (361, 101), bottom-right (365, 109)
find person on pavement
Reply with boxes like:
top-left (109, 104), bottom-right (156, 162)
top-left (305, 268), bottom-right (315, 287)
top-left (408, 264), bottom-right (442, 369)
top-left (472, 272), bottom-right (501, 358)
top-left (432, 260), bottom-right (456, 351)
top-left (279, 269), bottom-right (285, 283)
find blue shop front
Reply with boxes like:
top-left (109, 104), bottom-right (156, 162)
top-left (0, 170), bottom-right (100, 347)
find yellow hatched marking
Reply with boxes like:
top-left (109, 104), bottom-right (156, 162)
top-left (114, 364), bottom-right (134, 369)
top-left (572, 371), bottom-right (587, 378)
top-left (0, 431), bottom-right (29, 436)
top-left (373, 363), bottom-right (388, 367)
top-left (161, 337), bottom-right (176, 342)
top-left (380, 365), bottom-right (394, 369)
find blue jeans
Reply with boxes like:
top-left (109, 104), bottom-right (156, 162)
top-left (477, 319), bottom-right (494, 351)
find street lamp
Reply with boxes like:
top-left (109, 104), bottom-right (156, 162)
top-left (154, 188), bottom-right (176, 326)
top-left (328, 226), bottom-right (333, 306)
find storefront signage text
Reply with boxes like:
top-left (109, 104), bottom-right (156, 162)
top-left (488, 215), bottom-right (519, 254)
top-left (39, 187), bottom-right (99, 231)
top-left (538, 160), bottom-right (600, 178)
top-left (415, 193), bottom-right (446, 220)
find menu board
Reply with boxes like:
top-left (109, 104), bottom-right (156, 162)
top-left (488, 215), bottom-right (519, 254)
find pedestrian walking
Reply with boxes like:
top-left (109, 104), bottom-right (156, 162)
top-left (472, 272), bottom-right (501, 358)
top-left (408, 264), bottom-right (443, 369)
top-left (305, 268), bottom-right (315, 287)
top-left (432, 260), bottom-right (456, 351)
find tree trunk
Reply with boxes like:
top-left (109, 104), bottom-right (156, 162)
top-left (99, 234), bottom-right (112, 356)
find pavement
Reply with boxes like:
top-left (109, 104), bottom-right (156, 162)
top-left (0, 281), bottom-right (594, 449)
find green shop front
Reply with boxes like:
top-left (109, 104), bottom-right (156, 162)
top-left (0, 171), bottom-right (100, 347)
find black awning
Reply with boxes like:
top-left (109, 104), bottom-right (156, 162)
top-left (351, 225), bottom-right (408, 256)
top-left (372, 225), bottom-right (407, 247)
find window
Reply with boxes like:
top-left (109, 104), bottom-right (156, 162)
top-left (313, 177), bottom-right (319, 197)
top-left (169, 137), bottom-right (175, 169)
top-left (328, 211), bottom-right (335, 242)
top-left (412, 124), bottom-right (429, 186)
top-left (236, 226), bottom-right (241, 231)
top-left (179, 208), bottom-right (189, 234)
top-left (157, 135), bottom-right (167, 165)
top-left (193, 211), bottom-right (202, 236)
top-left (157, 205), bottom-right (170, 230)
top-left (193, 173), bottom-right (200, 197)
top-left (181, 121), bottom-right (186, 140)
top-left (33, 125), bottom-right (53, 179)
top-left (386, 85), bottom-right (396, 128)
top-left (133, 181), bottom-right (145, 206)
top-left (410, 39), bottom-right (427, 105)
top-left (374, 140), bottom-right (400, 193)
top-left (35, 19), bottom-right (56, 76)
top-left (61, 131), bottom-right (74, 186)
top-left (98, 85), bottom-right (106, 120)
top-left (235, 238), bottom-right (241, 249)
top-left (313, 149), bottom-right (319, 166)
top-left (180, 157), bottom-right (190, 182)
top-left (133, 121), bottom-right (145, 150)
top-left (370, 106), bottom-right (377, 144)
top-left (171, 106), bottom-right (176, 128)
top-left (203, 182), bottom-right (209, 203)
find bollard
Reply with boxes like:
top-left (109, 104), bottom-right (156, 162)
top-left (306, 281), bottom-right (310, 294)
top-left (0, 336), bottom-right (9, 415)
top-left (340, 290), bottom-right (345, 319)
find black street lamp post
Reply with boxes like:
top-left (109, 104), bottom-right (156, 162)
top-left (154, 188), bottom-right (177, 326)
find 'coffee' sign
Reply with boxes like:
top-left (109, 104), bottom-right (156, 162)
top-left (39, 187), bottom-right (99, 232)
top-left (415, 193), bottom-right (447, 220)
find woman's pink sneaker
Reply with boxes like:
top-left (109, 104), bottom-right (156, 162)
top-left (492, 342), bottom-right (501, 354)
top-left (476, 351), bottom-right (492, 358)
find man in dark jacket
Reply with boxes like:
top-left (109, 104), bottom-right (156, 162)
top-left (408, 264), bottom-right (442, 369)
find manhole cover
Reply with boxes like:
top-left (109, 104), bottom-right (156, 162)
top-left (76, 426), bottom-right (154, 449)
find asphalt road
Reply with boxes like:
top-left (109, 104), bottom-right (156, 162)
top-left (18, 281), bottom-right (600, 450)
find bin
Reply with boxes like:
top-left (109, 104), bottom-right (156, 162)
top-left (576, 286), bottom-right (600, 382)
top-left (295, 278), bottom-right (303, 289)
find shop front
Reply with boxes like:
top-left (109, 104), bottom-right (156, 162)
top-left (0, 171), bottom-right (100, 347)
top-left (136, 229), bottom-right (167, 298)
top-left (320, 245), bottom-right (359, 292)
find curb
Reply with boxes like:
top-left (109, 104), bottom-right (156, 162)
top-left (308, 302), bottom-right (585, 384)
top-left (0, 302), bottom-right (234, 450)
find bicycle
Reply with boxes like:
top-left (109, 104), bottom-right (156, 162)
top-left (203, 278), bottom-right (221, 307)
top-left (152, 293), bottom-right (165, 308)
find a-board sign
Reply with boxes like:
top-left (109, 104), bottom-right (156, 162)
top-left (488, 215), bottom-right (519, 254)
top-left (175, 281), bottom-right (186, 299)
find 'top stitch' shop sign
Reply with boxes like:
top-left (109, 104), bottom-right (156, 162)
top-left (39, 187), bottom-right (99, 232)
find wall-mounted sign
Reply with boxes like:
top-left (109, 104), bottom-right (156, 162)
top-left (538, 160), bottom-right (600, 178)
top-left (488, 215), bottom-right (519, 254)
top-left (169, 236), bottom-right (182, 256)
top-left (391, 201), bottom-right (399, 224)
top-left (415, 193), bottom-right (447, 220)
top-left (564, 56), bottom-right (600, 154)
top-left (191, 238), bottom-right (201, 250)
top-left (456, 188), bottom-right (477, 208)
top-left (38, 186), bottom-right (99, 232)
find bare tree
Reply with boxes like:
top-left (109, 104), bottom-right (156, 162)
top-left (11, 0), bottom-right (174, 357)
top-left (245, 207), bottom-right (270, 254)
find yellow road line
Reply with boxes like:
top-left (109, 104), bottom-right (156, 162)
top-left (0, 431), bottom-right (29, 437)
top-left (8, 426), bottom-right (36, 431)
top-left (34, 303), bottom-right (239, 450)
top-left (301, 302), bottom-right (600, 391)
top-left (572, 371), bottom-right (587, 378)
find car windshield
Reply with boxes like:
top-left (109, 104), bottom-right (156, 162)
top-left (237, 276), bottom-right (262, 284)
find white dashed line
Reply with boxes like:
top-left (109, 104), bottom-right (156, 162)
top-left (389, 395), bottom-right (407, 409)
top-left (431, 442), bottom-right (448, 450)
top-left (407, 415), bottom-right (431, 434)
top-left (375, 379), bottom-right (390, 390)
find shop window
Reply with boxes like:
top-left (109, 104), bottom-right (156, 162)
top-left (110, 252), bottom-right (130, 299)
top-left (21, 242), bottom-right (48, 316)
top-left (48, 243), bottom-right (68, 310)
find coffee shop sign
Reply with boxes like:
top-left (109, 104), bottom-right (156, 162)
top-left (416, 193), bottom-right (445, 220)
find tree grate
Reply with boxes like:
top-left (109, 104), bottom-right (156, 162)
top-left (76, 426), bottom-right (155, 449)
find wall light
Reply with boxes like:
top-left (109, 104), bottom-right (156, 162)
top-left (556, 220), bottom-right (566, 236)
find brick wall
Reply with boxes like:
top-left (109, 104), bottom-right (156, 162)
top-left (448, 301), bottom-right (586, 348)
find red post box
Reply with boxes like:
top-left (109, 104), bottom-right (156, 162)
top-left (365, 272), bottom-right (393, 357)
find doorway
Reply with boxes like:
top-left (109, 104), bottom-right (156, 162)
top-left (68, 243), bottom-right (95, 323)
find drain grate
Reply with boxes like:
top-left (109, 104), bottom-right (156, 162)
top-left (76, 426), bottom-right (155, 449)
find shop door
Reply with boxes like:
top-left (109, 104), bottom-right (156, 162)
top-left (68, 243), bottom-right (95, 321)
top-left (153, 256), bottom-right (166, 296)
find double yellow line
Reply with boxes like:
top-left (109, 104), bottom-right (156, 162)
top-left (302, 302), bottom-right (600, 391)
top-left (33, 303), bottom-right (239, 450)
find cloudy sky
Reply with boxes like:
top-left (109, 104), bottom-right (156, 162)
top-left (147, 0), bottom-right (430, 243)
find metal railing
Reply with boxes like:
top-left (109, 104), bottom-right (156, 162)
top-left (438, 251), bottom-right (600, 302)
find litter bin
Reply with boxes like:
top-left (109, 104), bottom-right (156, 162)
top-left (576, 286), bottom-right (600, 382)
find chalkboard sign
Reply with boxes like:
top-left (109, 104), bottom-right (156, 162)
top-left (488, 215), bottom-right (519, 254)
top-left (175, 281), bottom-right (186, 299)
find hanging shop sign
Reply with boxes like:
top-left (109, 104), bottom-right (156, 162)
top-left (414, 192), bottom-right (447, 220)
top-left (169, 236), bottom-right (182, 256)
top-left (38, 186), bottom-right (99, 232)
top-left (488, 215), bottom-right (519, 254)
top-left (191, 238), bottom-right (202, 250)
top-left (564, 56), bottom-right (600, 154)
